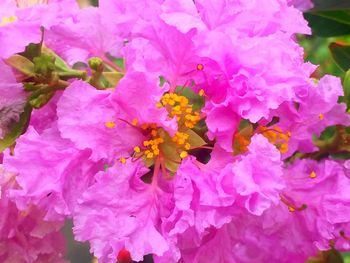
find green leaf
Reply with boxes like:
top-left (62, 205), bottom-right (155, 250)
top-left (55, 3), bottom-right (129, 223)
top-left (158, 129), bottom-right (181, 173)
top-left (312, 0), bottom-right (350, 11)
top-left (343, 69), bottom-right (350, 106)
top-left (5, 55), bottom-right (35, 77)
top-left (304, 11), bottom-right (350, 37)
top-left (19, 43), bottom-right (41, 61)
top-left (185, 129), bottom-right (207, 149)
top-left (0, 104), bottom-right (32, 152)
top-left (329, 43), bottom-right (350, 71)
top-left (319, 126), bottom-right (337, 140)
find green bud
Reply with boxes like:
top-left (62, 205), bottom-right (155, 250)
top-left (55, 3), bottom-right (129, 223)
top-left (33, 53), bottom-right (56, 76)
top-left (88, 57), bottom-right (103, 71)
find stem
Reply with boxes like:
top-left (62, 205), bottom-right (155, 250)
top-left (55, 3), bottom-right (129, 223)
top-left (102, 55), bottom-right (124, 73)
top-left (152, 157), bottom-right (161, 188)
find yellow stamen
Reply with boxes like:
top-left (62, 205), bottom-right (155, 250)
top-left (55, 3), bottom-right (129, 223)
top-left (309, 171), bottom-right (317, 179)
top-left (199, 89), bottom-right (205, 96)
top-left (119, 157), bottom-right (126, 164)
top-left (133, 146), bottom-right (141, 153)
top-left (180, 151), bottom-right (188, 159)
top-left (105, 121), bottom-right (116, 129)
top-left (259, 126), bottom-right (290, 154)
top-left (131, 118), bottom-right (139, 126)
top-left (288, 206), bottom-right (296, 212)
top-left (146, 152), bottom-right (154, 159)
top-left (319, 113), bottom-right (324, 120)
top-left (279, 143), bottom-right (288, 154)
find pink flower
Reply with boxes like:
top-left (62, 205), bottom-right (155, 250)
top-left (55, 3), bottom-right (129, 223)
top-left (232, 134), bottom-right (284, 215)
top-left (4, 125), bottom-right (102, 220)
top-left (57, 74), bottom-right (175, 162)
top-left (0, 60), bottom-right (27, 139)
top-left (73, 161), bottom-right (171, 262)
top-left (282, 159), bottom-right (350, 251)
top-left (0, 0), bottom-right (78, 58)
top-left (288, 0), bottom-right (314, 11)
top-left (0, 165), bottom-right (66, 262)
top-left (273, 75), bottom-right (350, 156)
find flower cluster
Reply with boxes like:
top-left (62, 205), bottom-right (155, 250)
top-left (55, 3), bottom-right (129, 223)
top-left (0, 0), bottom-right (350, 262)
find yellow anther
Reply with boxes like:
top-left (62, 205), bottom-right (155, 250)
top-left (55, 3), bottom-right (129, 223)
top-left (319, 113), bottom-right (324, 120)
top-left (131, 118), bottom-right (139, 126)
top-left (119, 157), bottom-right (127, 164)
top-left (173, 105), bottom-right (181, 112)
top-left (185, 122), bottom-right (195, 128)
top-left (0, 16), bottom-right (17, 26)
top-left (134, 146), bottom-right (141, 153)
top-left (185, 114), bottom-right (192, 120)
top-left (309, 171), bottom-right (317, 179)
top-left (141, 124), bottom-right (148, 130)
top-left (151, 130), bottom-right (158, 137)
top-left (105, 121), bottom-right (116, 129)
top-left (260, 126), bottom-right (290, 154)
top-left (179, 98), bottom-right (189, 107)
top-left (279, 133), bottom-right (290, 141)
top-left (185, 143), bottom-right (191, 150)
top-left (151, 145), bottom-right (158, 150)
top-left (180, 151), bottom-right (188, 159)
top-left (199, 89), bottom-right (205, 96)
top-left (197, 64), bottom-right (204, 71)
top-left (146, 152), bottom-right (154, 159)
top-left (279, 143), bottom-right (288, 154)
top-left (156, 102), bottom-right (163, 108)
top-left (288, 206), bottom-right (296, 212)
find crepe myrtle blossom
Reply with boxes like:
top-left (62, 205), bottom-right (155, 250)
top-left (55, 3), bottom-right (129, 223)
top-left (0, 60), bottom-right (27, 140)
top-left (288, 0), bottom-right (314, 11)
top-left (0, 0), bottom-right (79, 59)
top-left (1, 0), bottom-right (350, 262)
top-left (266, 75), bottom-right (350, 157)
top-left (0, 165), bottom-right (66, 262)
top-left (173, 158), bottom-right (350, 263)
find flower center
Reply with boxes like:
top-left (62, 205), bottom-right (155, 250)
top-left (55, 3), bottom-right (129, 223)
top-left (107, 91), bottom-right (207, 177)
top-left (258, 126), bottom-right (291, 154)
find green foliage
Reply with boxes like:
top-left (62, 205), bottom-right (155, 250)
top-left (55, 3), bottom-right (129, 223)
top-left (5, 55), bottom-right (35, 77)
top-left (343, 69), bottom-right (350, 105)
top-left (329, 43), bottom-right (350, 71)
top-left (304, 10), bottom-right (350, 37)
top-left (304, 0), bottom-right (350, 37)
